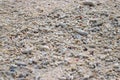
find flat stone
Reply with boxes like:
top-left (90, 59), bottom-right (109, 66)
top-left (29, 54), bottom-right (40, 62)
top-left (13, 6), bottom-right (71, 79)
top-left (57, 22), bottom-right (67, 28)
top-left (88, 27), bottom-right (100, 32)
top-left (74, 28), bottom-right (88, 36)
top-left (83, 0), bottom-right (95, 7)
top-left (15, 61), bottom-right (27, 66)
top-left (21, 48), bottom-right (32, 54)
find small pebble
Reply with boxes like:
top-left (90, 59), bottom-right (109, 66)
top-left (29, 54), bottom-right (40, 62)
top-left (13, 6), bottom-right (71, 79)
top-left (74, 28), bottom-right (88, 36)
top-left (83, 47), bottom-right (88, 51)
top-left (15, 61), bottom-right (27, 66)
top-left (9, 66), bottom-right (17, 72)
top-left (21, 48), bottom-right (32, 55)
top-left (58, 22), bottom-right (67, 28)
top-left (83, 1), bottom-right (95, 7)
top-left (83, 78), bottom-right (89, 80)
top-left (89, 27), bottom-right (100, 32)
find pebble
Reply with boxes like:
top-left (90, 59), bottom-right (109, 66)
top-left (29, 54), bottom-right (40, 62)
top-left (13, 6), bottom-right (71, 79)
top-left (18, 73), bottom-right (28, 78)
top-left (9, 66), bottom-right (17, 72)
top-left (48, 9), bottom-right (66, 19)
top-left (83, 78), bottom-right (89, 80)
top-left (58, 77), bottom-right (67, 80)
top-left (73, 33), bottom-right (82, 39)
top-left (88, 63), bottom-right (96, 69)
top-left (88, 44), bottom-right (96, 48)
top-left (57, 22), bottom-right (67, 28)
top-left (88, 27), bottom-right (100, 32)
top-left (89, 19), bottom-right (103, 27)
top-left (21, 48), bottom-right (32, 55)
top-left (15, 61), bottom-right (27, 66)
top-left (74, 28), bottom-right (88, 36)
top-left (83, 0), bottom-right (95, 7)
top-left (111, 18), bottom-right (120, 27)
top-left (39, 45), bottom-right (50, 51)
top-left (0, 0), bottom-right (120, 80)
top-left (113, 63), bottom-right (120, 72)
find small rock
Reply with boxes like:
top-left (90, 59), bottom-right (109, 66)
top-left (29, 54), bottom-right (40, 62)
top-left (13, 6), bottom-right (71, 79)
top-left (113, 63), bottom-right (120, 72)
top-left (58, 76), bottom-right (67, 80)
top-left (89, 44), bottom-right (96, 48)
top-left (88, 63), bottom-right (96, 69)
top-left (56, 22), bottom-right (67, 28)
top-left (89, 19), bottom-right (103, 27)
top-left (28, 59), bottom-right (37, 65)
top-left (74, 28), bottom-right (88, 36)
top-left (83, 0), bottom-right (95, 7)
top-left (113, 63), bottom-right (119, 68)
top-left (18, 73), bottom-right (28, 78)
top-left (83, 78), bottom-right (89, 80)
top-left (111, 18), bottom-right (120, 27)
top-left (83, 47), bottom-right (88, 51)
top-left (48, 9), bottom-right (66, 19)
top-left (39, 45), bottom-right (50, 51)
top-left (15, 61), bottom-right (27, 66)
top-left (72, 33), bottom-right (82, 39)
top-left (9, 65), bottom-right (17, 72)
top-left (21, 48), bottom-right (32, 54)
top-left (88, 27), bottom-right (100, 32)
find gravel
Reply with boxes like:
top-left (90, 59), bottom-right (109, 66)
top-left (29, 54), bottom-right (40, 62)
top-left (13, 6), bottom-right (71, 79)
top-left (0, 0), bottom-right (120, 80)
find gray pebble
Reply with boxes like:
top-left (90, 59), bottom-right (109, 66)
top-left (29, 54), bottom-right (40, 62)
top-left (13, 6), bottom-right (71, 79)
top-left (58, 22), bottom-right (67, 28)
top-left (9, 66), bottom-right (17, 72)
top-left (111, 18), bottom-right (120, 27)
top-left (83, 78), bottom-right (89, 80)
top-left (21, 49), bottom-right (32, 54)
top-left (89, 20), bottom-right (103, 27)
top-left (113, 63), bottom-right (119, 68)
top-left (88, 63), bottom-right (96, 69)
top-left (73, 33), bottom-right (82, 39)
top-left (15, 61), bottom-right (27, 66)
top-left (113, 63), bottom-right (120, 72)
top-left (89, 27), bottom-right (100, 32)
top-left (83, 1), bottom-right (95, 7)
top-left (74, 28), bottom-right (88, 36)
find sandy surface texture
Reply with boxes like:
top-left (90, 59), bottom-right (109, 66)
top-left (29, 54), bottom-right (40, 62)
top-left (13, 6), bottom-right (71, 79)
top-left (0, 0), bottom-right (120, 80)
